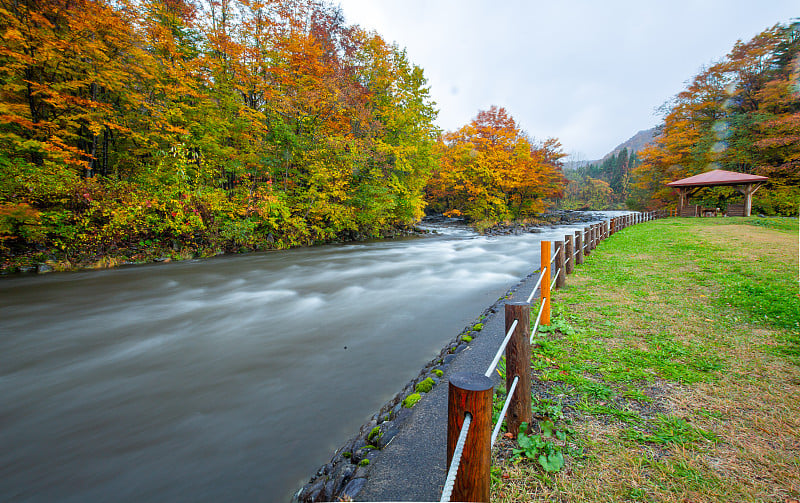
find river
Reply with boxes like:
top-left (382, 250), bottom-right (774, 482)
top-left (0, 213), bottom-right (626, 502)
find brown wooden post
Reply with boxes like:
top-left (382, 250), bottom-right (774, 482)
top-left (541, 240), bottom-right (551, 325)
top-left (447, 372), bottom-right (493, 503)
top-left (554, 240), bottom-right (565, 289)
top-left (610, 218), bottom-right (616, 235)
top-left (583, 227), bottom-right (591, 256)
top-left (574, 231), bottom-right (584, 265)
top-left (504, 303), bottom-right (531, 437)
top-left (592, 224), bottom-right (598, 249)
top-left (565, 234), bottom-right (574, 275)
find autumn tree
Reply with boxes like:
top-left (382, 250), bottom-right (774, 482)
top-left (427, 106), bottom-right (566, 224)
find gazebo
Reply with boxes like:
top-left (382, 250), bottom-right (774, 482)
top-left (667, 169), bottom-right (768, 217)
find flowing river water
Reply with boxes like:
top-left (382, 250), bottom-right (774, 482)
top-left (0, 213), bottom-right (627, 501)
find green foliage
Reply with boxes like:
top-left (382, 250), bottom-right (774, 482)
top-left (461, 334), bottom-right (473, 343)
top-left (368, 426), bottom-right (381, 443)
top-left (513, 422), bottom-right (566, 473)
top-left (402, 393), bottom-right (421, 408)
top-left (358, 459), bottom-right (370, 467)
top-left (415, 378), bottom-right (435, 393)
top-left (433, 369), bottom-right (443, 378)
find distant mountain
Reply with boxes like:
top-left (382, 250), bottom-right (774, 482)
top-left (564, 127), bottom-right (656, 171)
top-left (600, 128), bottom-right (656, 161)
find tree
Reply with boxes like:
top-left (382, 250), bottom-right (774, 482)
top-left (427, 106), bottom-right (566, 223)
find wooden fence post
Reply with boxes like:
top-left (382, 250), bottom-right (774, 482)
top-left (554, 240), bottom-right (565, 289)
top-left (583, 227), bottom-right (590, 256)
top-left (565, 234), bottom-right (574, 275)
top-left (447, 372), bottom-right (493, 503)
top-left (574, 231), bottom-right (584, 265)
top-left (504, 303), bottom-right (531, 436)
top-left (541, 240), bottom-right (551, 325)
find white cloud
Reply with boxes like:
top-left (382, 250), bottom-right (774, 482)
top-left (335, 0), bottom-right (797, 158)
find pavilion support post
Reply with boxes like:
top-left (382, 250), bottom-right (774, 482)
top-left (737, 182), bottom-right (764, 217)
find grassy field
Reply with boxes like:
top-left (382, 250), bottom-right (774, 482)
top-left (491, 217), bottom-right (800, 503)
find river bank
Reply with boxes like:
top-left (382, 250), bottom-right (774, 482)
top-left (0, 210), bottom-right (606, 276)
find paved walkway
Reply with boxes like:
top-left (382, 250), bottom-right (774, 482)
top-left (356, 271), bottom-right (542, 502)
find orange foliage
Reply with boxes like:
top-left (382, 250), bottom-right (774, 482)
top-left (427, 106), bottom-right (566, 222)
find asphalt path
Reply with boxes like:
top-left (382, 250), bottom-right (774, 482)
top-left (356, 271), bottom-right (542, 502)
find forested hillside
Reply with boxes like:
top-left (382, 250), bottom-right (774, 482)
top-left (632, 21), bottom-right (800, 215)
top-left (561, 147), bottom-right (640, 210)
top-left (0, 0), bottom-right (440, 270)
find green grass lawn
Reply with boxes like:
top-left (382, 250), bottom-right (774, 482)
top-left (491, 217), bottom-right (800, 503)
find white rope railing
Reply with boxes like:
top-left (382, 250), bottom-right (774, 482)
top-left (440, 413), bottom-right (472, 502)
top-left (491, 376), bottom-right (519, 446)
top-left (565, 256), bottom-right (571, 266)
top-left (550, 252), bottom-right (557, 265)
top-left (485, 319), bottom-right (518, 378)
top-left (525, 270), bottom-right (546, 304)
top-left (530, 297), bottom-right (546, 343)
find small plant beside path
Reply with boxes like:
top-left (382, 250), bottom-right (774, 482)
top-left (491, 217), bottom-right (800, 502)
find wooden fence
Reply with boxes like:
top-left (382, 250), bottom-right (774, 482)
top-left (442, 210), bottom-right (670, 502)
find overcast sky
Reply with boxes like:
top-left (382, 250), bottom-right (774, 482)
top-left (334, 1), bottom-right (797, 160)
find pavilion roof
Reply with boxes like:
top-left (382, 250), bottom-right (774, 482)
top-left (667, 169), bottom-right (768, 188)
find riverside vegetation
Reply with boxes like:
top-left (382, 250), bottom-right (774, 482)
top-left (490, 217), bottom-right (800, 502)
